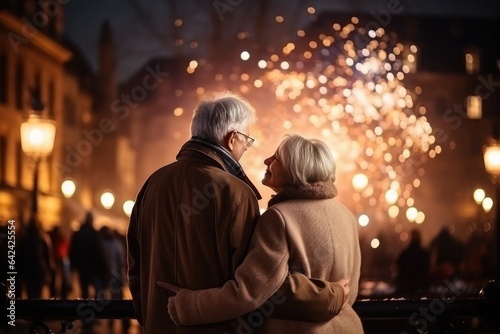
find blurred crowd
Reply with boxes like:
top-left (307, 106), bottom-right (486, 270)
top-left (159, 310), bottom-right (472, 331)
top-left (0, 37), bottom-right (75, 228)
top-left (361, 226), bottom-right (496, 297)
top-left (1, 211), bottom-right (131, 333)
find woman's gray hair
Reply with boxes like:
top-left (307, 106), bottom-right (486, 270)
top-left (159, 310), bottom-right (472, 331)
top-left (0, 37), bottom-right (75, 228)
top-left (278, 134), bottom-right (336, 185)
top-left (190, 92), bottom-right (256, 143)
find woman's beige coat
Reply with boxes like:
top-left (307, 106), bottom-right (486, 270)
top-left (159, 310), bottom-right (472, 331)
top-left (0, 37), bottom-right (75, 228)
top-left (168, 184), bottom-right (364, 333)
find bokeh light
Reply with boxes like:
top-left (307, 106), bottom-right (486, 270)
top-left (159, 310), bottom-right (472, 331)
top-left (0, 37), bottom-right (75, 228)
top-left (169, 15), bottom-right (441, 241)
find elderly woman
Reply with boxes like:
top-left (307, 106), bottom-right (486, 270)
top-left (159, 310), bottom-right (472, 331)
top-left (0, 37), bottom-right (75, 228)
top-left (160, 134), bottom-right (364, 334)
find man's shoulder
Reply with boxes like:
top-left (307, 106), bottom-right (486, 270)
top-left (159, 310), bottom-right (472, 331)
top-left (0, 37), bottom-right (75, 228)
top-left (204, 167), bottom-right (257, 197)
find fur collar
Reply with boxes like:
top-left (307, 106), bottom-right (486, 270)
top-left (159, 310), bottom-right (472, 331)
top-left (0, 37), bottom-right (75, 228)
top-left (268, 181), bottom-right (338, 207)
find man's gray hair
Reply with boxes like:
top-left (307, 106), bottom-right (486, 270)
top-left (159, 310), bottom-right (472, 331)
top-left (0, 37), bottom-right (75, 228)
top-left (190, 92), bottom-right (256, 143)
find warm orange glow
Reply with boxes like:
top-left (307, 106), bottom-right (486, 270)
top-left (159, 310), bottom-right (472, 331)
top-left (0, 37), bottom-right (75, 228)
top-left (484, 143), bottom-right (500, 177)
top-left (173, 107), bottom-right (184, 116)
top-left (20, 114), bottom-right (56, 158)
top-left (175, 16), bottom-right (437, 238)
top-left (100, 192), bottom-right (115, 209)
top-left (123, 200), bottom-right (135, 217)
top-left (61, 179), bottom-right (76, 198)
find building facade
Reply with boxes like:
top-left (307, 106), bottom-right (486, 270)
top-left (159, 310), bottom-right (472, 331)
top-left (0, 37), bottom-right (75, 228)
top-left (0, 1), bottom-right (71, 227)
top-left (0, 1), bottom-right (134, 234)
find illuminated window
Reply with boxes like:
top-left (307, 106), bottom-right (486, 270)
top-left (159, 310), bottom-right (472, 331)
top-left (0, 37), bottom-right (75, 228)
top-left (0, 136), bottom-right (6, 183)
top-left (467, 96), bottom-right (482, 119)
top-left (16, 141), bottom-right (22, 186)
top-left (465, 52), bottom-right (480, 75)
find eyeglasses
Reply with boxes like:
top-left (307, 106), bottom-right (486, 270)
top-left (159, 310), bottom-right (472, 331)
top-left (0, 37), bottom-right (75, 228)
top-left (235, 131), bottom-right (255, 147)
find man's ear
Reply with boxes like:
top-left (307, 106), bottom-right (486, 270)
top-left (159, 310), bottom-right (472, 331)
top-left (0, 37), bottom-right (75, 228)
top-left (224, 131), bottom-right (237, 152)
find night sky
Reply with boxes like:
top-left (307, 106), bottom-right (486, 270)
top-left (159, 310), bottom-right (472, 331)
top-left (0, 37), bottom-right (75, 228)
top-left (64, 0), bottom-right (500, 83)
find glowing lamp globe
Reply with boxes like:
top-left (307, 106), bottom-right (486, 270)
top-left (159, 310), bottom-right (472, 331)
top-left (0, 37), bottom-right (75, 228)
top-left (100, 192), bottom-right (115, 209)
top-left (484, 143), bottom-right (500, 179)
top-left (61, 179), bottom-right (76, 198)
top-left (20, 114), bottom-right (56, 158)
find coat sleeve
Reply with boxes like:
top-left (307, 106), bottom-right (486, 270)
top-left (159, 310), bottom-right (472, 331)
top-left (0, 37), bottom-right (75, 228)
top-left (272, 272), bottom-right (345, 322)
top-left (166, 208), bottom-right (290, 325)
top-left (165, 208), bottom-right (345, 325)
top-left (127, 178), bottom-right (149, 326)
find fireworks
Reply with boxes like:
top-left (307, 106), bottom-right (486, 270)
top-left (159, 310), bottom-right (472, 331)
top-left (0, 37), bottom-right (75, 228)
top-left (174, 13), bottom-right (441, 237)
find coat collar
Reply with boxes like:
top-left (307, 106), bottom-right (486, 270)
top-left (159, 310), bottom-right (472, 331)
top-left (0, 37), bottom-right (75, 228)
top-left (268, 181), bottom-right (338, 207)
top-left (177, 139), bottom-right (262, 200)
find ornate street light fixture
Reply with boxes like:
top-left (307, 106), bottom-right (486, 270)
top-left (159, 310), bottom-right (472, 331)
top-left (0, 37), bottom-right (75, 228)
top-left (20, 90), bottom-right (56, 214)
top-left (483, 125), bottom-right (500, 279)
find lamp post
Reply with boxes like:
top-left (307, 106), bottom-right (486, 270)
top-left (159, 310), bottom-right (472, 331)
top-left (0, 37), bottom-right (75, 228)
top-left (20, 90), bottom-right (56, 215)
top-left (483, 127), bottom-right (500, 280)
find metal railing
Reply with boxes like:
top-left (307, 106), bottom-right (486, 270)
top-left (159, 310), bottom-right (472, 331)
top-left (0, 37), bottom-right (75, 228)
top-left (2, 280), bottom-right (500, 334)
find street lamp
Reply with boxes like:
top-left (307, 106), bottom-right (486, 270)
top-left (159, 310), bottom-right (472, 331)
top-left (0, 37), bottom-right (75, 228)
top-left (123, 200), bottom-right (135, 217)
top-left (483, 129), bottom-right (500, 280)
top-left (20, 90), bottom-right (56, 214)
top-left (100, 191), bottom-right (115, 209)
top-left (61, 179), bottom-right (76, 198)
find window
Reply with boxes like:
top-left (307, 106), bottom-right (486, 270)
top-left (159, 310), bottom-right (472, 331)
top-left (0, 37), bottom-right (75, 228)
top-left (47, 155), bottom-right (53, 191)
top-left (0, 136), bottom-right (6, 183)
top-left (465, 52), bottom-right (480, 75)
top-left (35, 70), bottom-right (41, 89)
top-left (0, 52), bottom-right (7, 104)
top-left (15, 61), bottom-right (24, 110)
top-left (16, 141), bottom-right (22, 186)
top-left (48, 80), bottom-right (55, 117)
top-left (63, 95), bottom-right (76, 126)
top-left (467, 96), bottom-right (482, 119)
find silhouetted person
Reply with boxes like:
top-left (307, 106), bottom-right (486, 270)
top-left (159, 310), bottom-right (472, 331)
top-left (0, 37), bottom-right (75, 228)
top-left (18, 214), bottom-right (54, 298)
top-left (396, 229), bottom-right (430, 295)
top-left (428, 227), bottom-right (465, 281)
top-left (49, 226), bottom-right (71, 298)
top-left (99, 226), bottom-right (130, 333)
top-left (69, 212), bottom-right (108, 299)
